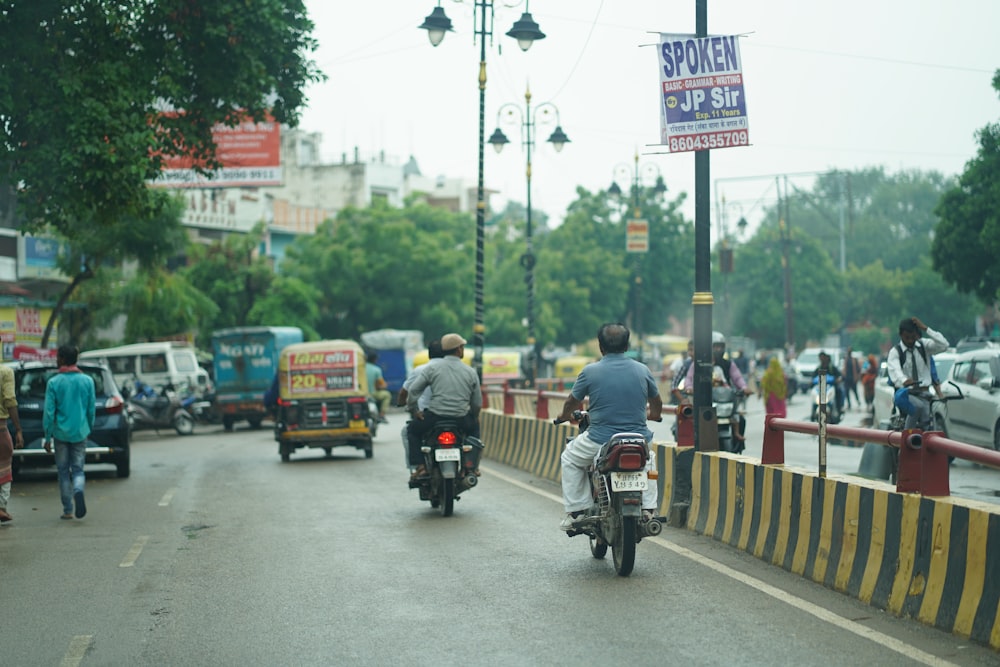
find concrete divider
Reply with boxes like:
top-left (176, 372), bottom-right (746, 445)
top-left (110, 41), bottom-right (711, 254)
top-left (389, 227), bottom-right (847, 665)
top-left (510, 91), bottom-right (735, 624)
top-left (479, 408), bottom-right (1000, 651)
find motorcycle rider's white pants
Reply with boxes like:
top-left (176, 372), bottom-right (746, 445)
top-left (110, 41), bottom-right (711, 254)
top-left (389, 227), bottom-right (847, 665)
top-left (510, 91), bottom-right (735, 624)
top-left (561, 431), bottom-right (657, 514)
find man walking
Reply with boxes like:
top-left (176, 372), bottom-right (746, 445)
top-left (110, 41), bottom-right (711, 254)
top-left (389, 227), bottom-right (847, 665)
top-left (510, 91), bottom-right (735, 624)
top-left (43, 344), bottom-right (95, 520)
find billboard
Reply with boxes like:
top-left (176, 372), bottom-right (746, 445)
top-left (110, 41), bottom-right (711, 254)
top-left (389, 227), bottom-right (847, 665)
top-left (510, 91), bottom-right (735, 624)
top-left (656, 34), bottom-right (750, 153)
top-left (151, 115), bottom-right (282, 188)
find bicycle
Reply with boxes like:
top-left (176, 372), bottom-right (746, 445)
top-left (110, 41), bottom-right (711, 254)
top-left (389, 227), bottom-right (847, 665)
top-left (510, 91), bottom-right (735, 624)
top-left (886, 380), bottom-right (965, 483)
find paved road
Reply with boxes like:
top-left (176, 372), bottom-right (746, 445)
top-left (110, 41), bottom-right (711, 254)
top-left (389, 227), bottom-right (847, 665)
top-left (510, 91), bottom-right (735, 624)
top-left (1, 419), bottom-right (997, 666)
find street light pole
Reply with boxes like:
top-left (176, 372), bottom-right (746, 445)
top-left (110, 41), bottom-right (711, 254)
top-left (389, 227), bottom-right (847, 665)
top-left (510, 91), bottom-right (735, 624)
top-left (420, 1), bottom-right (545, 381)
top-left (608, 151), bottom-right (666, 356)
top-left (490, 86), bottom-right (569, 386)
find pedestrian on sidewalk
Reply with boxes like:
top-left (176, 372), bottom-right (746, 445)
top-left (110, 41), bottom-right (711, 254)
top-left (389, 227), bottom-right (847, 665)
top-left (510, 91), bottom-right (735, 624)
top-left (43, 344), bottom-right (95, 521)
top-left (0, 360), bottom-right (24, 524)
top-left (843, 346), bottom-right (861, 410)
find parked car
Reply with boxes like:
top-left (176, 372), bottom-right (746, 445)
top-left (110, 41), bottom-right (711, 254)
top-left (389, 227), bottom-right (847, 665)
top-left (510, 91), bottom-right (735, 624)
top-left (873, 350), bottom-right (959, 431)
top-left (941, 348), bottom-right (1000, 449)
top-left (7, 360), bottom-right (132, 479)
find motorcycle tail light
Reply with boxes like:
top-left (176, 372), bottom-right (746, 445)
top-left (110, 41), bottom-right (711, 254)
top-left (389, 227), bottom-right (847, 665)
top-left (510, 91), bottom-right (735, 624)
top-left (617, 450), bottom-right (646, 471)
top-left (105, 395), bottom-right (124, 414)
top-left (436, 431), bottom-right (458, 446)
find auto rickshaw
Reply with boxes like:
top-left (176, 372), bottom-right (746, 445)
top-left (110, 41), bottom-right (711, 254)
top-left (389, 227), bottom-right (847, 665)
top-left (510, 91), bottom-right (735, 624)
top-left (554, 355), bottom-right (595, 388)
top-left (273, 339), bottom-right (374, 461)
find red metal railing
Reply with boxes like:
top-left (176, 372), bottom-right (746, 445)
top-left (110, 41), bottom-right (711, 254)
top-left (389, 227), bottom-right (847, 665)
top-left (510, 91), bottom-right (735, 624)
top-left (762, 415), bottom-right (1000, 497)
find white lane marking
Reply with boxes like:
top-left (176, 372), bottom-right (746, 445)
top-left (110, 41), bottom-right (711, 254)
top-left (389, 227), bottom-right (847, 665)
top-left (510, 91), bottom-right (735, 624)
top-left (481, 466), bottom-right (959, 667)
top-left (59, 634), bottom-right (92, 667)
top-left (120, 535), bottom-right (150, 568)
top-left (158, 487), bottom-right (177, 507)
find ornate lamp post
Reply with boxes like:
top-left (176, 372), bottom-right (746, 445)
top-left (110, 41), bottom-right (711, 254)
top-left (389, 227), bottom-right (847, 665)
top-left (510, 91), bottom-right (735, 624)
top-left (488, 85), bottom-right (569, 386)
top-left (608, 151), bottom-right (666, 357)
top-left (420, 1), bottom-right (545, 381)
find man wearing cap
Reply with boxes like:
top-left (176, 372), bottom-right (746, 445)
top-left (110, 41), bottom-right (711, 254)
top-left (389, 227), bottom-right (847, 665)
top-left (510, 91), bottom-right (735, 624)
top-left (404, 333), bottom-right (482, 481)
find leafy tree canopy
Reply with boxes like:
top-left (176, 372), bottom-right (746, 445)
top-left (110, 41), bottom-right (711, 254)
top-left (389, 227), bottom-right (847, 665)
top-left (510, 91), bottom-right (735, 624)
top-left (932, 69), bottom-right (1000, 302)
top-left (0, 0), bottom-right (323, 235)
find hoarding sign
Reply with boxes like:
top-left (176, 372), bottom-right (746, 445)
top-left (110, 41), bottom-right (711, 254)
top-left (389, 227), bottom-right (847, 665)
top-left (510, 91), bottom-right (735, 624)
top-left (657, 34), bottom-right (750, 153)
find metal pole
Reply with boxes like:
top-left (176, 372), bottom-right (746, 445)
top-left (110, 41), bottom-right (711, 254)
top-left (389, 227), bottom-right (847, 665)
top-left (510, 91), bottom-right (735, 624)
top-left (523, 87), bottom-right (537, 386)
top-left (692, 0), bottom-right (716, 451)
top-left (472, 0), bottom-right (491, 383)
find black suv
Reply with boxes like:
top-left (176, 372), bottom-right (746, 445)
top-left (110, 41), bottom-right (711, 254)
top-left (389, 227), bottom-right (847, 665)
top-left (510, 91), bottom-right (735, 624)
top-left (7, 360), bottom-right (132, 479)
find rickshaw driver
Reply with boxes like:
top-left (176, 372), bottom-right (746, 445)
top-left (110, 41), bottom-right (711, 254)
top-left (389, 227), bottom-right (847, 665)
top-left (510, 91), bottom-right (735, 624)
top-left (405, 333), bottom-right (482, 482)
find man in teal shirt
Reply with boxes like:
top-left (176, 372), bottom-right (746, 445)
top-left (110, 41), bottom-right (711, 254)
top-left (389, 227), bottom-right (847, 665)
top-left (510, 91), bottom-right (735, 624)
top-left (43, 344), bottom-right (96, 520)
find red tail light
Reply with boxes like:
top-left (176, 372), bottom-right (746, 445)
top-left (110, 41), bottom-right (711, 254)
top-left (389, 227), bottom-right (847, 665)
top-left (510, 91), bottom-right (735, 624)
top-left (617, 451), bottom-right (645, 471)
top-left (436, 431), bottom-right (458, 446)
top-left (105, 395), bottom-right (124, 414)
top-left (348, 396), bottom-right (366, 420)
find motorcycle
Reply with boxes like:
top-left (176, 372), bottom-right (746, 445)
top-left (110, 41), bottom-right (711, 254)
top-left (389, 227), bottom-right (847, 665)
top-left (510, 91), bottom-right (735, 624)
top-left (408, 418), bottom-right (483, 516)
top-left (555, 410), bottom-right (662, 577)
top-left (179, 383), bottom-right (220, 426)
top-left (713, 385), bottom-right (745, 453)
top-left (809, 373), bottom-right (841, 424)
top-left (672, 374), bottom-right (745, 453)
top-left (125, 379), bottom-right (196, 436)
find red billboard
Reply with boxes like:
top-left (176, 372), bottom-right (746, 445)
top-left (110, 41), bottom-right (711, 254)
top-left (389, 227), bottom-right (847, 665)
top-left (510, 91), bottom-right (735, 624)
top-left (151, 114), bottom-right (282, 188)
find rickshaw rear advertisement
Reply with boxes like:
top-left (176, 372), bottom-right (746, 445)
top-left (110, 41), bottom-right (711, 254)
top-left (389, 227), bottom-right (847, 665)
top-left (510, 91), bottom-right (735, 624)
top-left (286, 348), bottom-right (358, 394)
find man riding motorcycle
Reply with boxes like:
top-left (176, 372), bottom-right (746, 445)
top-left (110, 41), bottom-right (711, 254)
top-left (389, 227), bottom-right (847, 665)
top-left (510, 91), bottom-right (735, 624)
top-left (679, 331), bottom-right (753, 446)
top-left (555, 322), bottom-right (663, 531)
top-left (404, 333), bottom-right (481, 484)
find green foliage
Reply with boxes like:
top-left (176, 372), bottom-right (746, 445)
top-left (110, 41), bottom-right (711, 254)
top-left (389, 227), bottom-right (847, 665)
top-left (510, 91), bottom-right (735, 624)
top-left (118, 267), bottom-right (219, 341)
top-left (247, 275), bottom-right (322, 341)
top-left (727, 166), bottom-right (986, 350)
top-left (279, 202), bottom-right (475, 341)
top-left (932, 69), bottom-right (1000, 303)
top-left (180, 225), bottom-right (276, 344)
top-left (0, 0), bottom-right (322, 234)
top-left (848, 326), bottom-right (890, 358)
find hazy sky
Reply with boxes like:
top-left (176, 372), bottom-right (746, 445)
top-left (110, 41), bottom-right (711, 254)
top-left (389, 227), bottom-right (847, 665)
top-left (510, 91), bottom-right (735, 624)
top-left (298, 1), bottom-right (1000, 238)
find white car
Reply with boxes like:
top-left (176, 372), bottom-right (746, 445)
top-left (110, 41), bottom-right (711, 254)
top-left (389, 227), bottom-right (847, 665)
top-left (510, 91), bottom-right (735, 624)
top-left (941, 348), bottom-right (1000, 449)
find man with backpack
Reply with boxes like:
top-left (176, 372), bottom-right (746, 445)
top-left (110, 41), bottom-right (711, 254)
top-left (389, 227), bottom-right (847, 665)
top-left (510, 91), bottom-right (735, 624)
top-left (886, 317), bottom-right (949, 429)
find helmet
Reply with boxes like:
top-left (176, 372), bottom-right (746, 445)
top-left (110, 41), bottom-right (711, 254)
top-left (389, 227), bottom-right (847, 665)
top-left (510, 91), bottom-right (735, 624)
top-left (712, 331), bottom-right (726, 345)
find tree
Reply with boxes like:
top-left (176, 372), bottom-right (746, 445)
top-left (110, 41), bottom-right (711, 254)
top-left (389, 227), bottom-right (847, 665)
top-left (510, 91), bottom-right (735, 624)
top-left (117, 267), bottom-right (219, 342)
top-left (932, 69), bottom-right (1000, 303)
top-left (247, 274), bottom-right (322, 341)
top-left (39, 190), bottom-right (189, 347)
top-left (181, 224), bottom-right (277, 344)
top-left (0, 1), bottom-right (322, 234)
top-left (279, 201), bottom-right (476, 340)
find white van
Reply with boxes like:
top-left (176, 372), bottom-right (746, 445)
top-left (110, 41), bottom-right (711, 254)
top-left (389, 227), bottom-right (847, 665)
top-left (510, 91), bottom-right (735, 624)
top-left (80, 342), bottom-right (211, 395)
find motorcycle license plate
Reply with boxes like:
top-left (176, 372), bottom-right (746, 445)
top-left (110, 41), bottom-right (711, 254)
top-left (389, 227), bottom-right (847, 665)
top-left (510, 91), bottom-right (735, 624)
top-left (435, 449), bottom-right (461, 462)
top-left (610, 471), bottom-right (647, 491)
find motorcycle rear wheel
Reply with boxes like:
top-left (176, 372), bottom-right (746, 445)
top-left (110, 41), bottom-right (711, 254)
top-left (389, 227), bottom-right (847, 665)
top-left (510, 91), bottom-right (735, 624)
top-left (440, 478), bottom-right (455, 517)
top-left (611, 513), bottom-right (637, 577)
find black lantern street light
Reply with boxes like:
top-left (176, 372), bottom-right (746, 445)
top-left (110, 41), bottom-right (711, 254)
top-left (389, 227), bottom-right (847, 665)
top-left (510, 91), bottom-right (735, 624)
top-left (489, 85), bottom-right (569, 386)
top-left (420, 1), bottom-right (545, 382)
top-left (608, 151), bottom-right (666, 356)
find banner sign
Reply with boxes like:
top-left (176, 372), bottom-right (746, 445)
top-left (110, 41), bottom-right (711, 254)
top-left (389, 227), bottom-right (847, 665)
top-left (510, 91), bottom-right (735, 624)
top-left (626, 219), bottom-right (649, 253)
top-left (152, 115), bottom-right (282, 188)
top-left (657, 34), bottom-right (749, 153)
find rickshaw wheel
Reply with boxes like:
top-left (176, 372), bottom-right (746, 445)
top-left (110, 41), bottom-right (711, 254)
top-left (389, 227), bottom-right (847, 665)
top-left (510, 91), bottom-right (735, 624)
top-left (365, 447), bottom-right (373, 459)
top-left (280, 445), bottom-right (291, 462)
